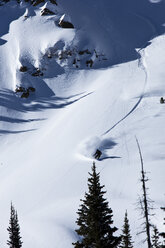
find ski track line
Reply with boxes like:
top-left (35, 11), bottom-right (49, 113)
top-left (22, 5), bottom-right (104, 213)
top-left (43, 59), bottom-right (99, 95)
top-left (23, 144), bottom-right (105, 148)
top-left (102, 11), bottom-right (158, 136)
top-left (102, 50), bottom-right (148, 136)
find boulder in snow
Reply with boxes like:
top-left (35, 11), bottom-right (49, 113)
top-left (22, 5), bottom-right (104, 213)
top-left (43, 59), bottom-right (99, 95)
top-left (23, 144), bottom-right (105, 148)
top-left (15, 86), bottom-right (25, 93)
top-left (32, 68), bottom-right (43, 77)
top-left (19, 66), bottom-right (28, 72)
top-left (28, 87), bottom-right (35, 92)
top-left (59, 14), bottom-right (74, 29)
top-left (79, 49), bottom-right (91, 55)
top-left (86, 59), bottom-right (93, 68)
top-left (32, 0), bottom-right (45, 6)
top-left (21, 91), bottom-right (29, 98)
top-left (41, 8), bottom-right (55, 16)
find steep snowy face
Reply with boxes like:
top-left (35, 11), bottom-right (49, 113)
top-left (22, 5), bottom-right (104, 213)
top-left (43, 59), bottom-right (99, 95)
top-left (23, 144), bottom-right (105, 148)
top-left (0, 1), bottom-right (165, 248)
top-left (0, 0), bottom-right (76, 91)
top-left (0, 0), bottom-right (165, 92)
top-left (59, 0), bottom-right (165, 62)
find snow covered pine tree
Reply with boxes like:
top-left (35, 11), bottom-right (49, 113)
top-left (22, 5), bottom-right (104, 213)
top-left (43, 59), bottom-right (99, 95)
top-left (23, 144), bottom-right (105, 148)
top-left (7, 203), bottom-right (23, 248)
top-left (120, 210), bottom-right (134, 248)
top-left (73, 162), bottom-right (120, 248)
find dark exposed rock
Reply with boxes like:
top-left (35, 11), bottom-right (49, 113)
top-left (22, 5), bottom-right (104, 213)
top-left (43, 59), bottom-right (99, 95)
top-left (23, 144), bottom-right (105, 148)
top-left (21, 91), bottom-right (29, 98)
top-left (47, 54), bottom-right (52, 58)
top-left (66, 50), bottom-right (72, 56)
top-left (86, 59), bottom-right (93, 68)
top-left (19, 66), bottom-right (28, 72)
top-left (15, 86), bottom-right (25, 93)
top-left (79, 49), bottom-right (91, 55)
top-left (73, 58), bottom-right (76, 65)
top-left (59, 20), bottom-right (74, 29)
top-left (41, 8), bottom-right (55, 16)
top-left (32, 0), bottom-right (45, 6)
top-left (28, 87), bottom-right (35, 92)
top-left (58, 50), bottom-right (73, 60)
top-left (32, 68), bottom-right (43, 77)
top-left (16, 86), bottom-right (35, 98)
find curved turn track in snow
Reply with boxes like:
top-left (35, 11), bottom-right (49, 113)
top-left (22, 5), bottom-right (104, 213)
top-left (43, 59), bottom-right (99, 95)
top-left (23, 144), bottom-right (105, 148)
top-left (0, 1), bottom-right (165, 247)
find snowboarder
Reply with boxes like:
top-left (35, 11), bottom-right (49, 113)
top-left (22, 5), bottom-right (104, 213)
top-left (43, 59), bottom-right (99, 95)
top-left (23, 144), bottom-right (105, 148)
top-left (93, 149), bottom-right (102, 160)
top-left (160, 97), bottom-right (165, 104)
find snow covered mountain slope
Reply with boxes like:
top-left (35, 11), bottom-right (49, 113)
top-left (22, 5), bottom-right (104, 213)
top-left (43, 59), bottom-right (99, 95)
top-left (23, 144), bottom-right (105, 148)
top-left (0, 0), bottom-right (165, 247)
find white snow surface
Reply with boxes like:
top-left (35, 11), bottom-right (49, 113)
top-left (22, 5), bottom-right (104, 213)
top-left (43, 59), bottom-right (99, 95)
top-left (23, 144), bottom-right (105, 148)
top-left (0, 0), bottom-right (165, 247)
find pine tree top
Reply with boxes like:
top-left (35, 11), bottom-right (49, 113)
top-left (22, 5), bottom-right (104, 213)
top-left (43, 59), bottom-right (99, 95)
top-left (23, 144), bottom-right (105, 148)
top-left (73, 162), bottom-right (120, 248)
top-left (7, 203), bottom-right (23, 248)
top-left (120, 210), bottom-right (134, 248)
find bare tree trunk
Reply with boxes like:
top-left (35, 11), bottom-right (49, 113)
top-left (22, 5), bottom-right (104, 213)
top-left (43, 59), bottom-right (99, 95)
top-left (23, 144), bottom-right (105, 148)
top-left (136, 137), bottom-right (152, 248)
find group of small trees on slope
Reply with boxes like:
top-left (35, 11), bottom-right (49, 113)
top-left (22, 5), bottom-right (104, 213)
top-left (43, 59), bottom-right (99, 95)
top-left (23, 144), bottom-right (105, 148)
top-left (5, 161), bottom-right (164, 248)
top-left (73, 162), bottom-right (134, 248)
top-left (73, 162), bottom-right (165, 248)
top-left (1, 161), bottom-right (165, 248)
top-left (2, 157), bottom-right (165, 248)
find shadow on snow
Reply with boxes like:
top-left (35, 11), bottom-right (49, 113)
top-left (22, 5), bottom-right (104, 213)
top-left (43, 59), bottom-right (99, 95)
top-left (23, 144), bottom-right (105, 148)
top-left (0, 88), bottom-right (92, 114)
top-left (0, 128), bottom-right (35, 135)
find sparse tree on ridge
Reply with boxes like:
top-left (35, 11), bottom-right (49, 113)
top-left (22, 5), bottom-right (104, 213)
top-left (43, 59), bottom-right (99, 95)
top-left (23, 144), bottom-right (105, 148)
top-left (136, 137), bottom-right (153, 248)
top-left (120, 210), bottom-right (134, 248)
top-left (7, 203), bottom-right (23, 248)
top-left (73, 162), bottom-right (121, 248)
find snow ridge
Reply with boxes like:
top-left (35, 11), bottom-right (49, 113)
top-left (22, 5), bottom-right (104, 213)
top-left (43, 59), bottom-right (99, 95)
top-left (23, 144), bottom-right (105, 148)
top-left (0, 0), bottom-right (165, 247)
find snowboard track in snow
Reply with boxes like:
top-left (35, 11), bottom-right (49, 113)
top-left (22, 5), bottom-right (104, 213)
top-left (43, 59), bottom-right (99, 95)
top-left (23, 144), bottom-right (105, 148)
top-left (102, 10), bottom-right (159, 136)
top-left (103, 50), bottom-right (148, 136)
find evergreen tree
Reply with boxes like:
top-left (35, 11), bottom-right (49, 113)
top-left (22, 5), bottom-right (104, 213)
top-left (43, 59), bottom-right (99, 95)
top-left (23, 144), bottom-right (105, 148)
top-left (159, 207), bottom-right (165, 248)
top-left (7, 203), bottom-right (23, 248)
top-left (73, 162), bottom-right (121, 248)
top-left (120, 210), bottom-right (133, 248)
top-left (151, 226), bottom-right (161, 248)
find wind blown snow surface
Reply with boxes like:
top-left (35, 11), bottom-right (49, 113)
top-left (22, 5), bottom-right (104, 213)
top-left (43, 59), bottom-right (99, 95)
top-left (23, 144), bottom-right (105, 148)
top-left (0, 0), bottom-right (165, 247)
